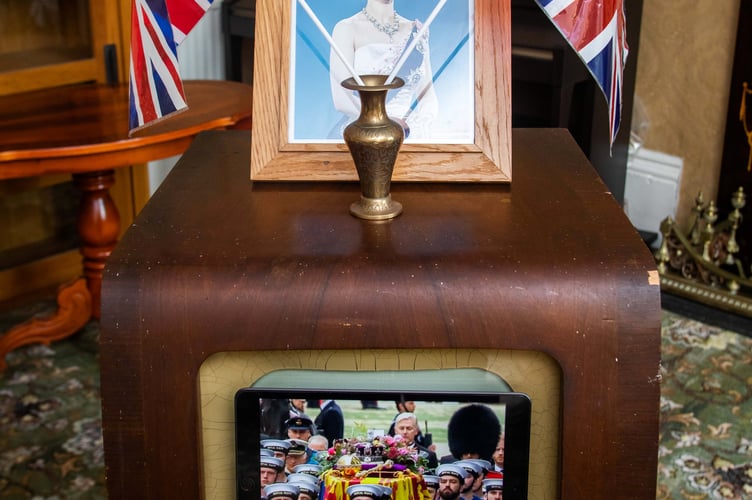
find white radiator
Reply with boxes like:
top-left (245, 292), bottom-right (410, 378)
top-left (624, 147), bottom-right (684, 248)
top-left (176, 2), bottom-right (226, 80)
top-left (148, 0), bottom-right (227, 194)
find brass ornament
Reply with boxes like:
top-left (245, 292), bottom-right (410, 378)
top-left (342, 75), bottom-right (405, 220)
top-left (655, 187), bottom-right (751, 316)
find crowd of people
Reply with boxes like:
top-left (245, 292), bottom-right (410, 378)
top-left (258, 399), bottom-right (506, 499)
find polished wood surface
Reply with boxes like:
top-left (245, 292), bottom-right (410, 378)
top-left (0, 80), bottom-right (253, 370)
top-left (100, 129), bottom-right (661, 499)
top-left (0, 80), bottom-right (252, 178)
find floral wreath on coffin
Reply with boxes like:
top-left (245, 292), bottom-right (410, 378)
top-left (316, 435), bottom-right (429, 475)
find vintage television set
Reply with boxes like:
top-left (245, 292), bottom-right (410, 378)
top-left (200, 350), bottom-right (552, 499)
top-left (99, 129), bottom-right (661, 500)
top-left (100, 0), bottom-right (659, 497)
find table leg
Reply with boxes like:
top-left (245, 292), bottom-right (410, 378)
top-left (0, 279), bottom-right (91, 371)
top-left (73, 170), bottom-right (121, 319)
top-left (0, 170), bottom-right (121, 371)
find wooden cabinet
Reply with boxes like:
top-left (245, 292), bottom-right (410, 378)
top-left (101, 129), bottom-right (661, 499)
top-left (0, 1), bottom-right (129, 95)
top-left (0, 0), bottom-right (145, 303)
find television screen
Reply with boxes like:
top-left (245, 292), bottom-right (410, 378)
top-left (235, 369), bottom-right (530, 499)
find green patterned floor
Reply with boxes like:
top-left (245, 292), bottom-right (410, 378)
top-left (0, 300), bottom-right (105, 499)
top-left (657, 311), bottom-right (752, 499)
top-left (1, 304), bottom-right (751, 499)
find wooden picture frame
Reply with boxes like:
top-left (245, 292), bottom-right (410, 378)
top-left (250, 0), bottom-right (511, 182)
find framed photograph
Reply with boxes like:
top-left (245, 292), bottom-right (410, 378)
top-left (251, 0), bottom-right (511, 182)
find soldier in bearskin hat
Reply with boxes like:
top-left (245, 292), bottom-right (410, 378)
top-left (445, 404), bottom-right (501, 463)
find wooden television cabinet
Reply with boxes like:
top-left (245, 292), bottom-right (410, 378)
top-left (100, 129), bottom-right (660, 499)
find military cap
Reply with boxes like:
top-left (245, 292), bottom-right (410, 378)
top-left (346, 483), bottom-right (385, 499)
top-left (287, 438), bottom-right (308, 456)
top-left (468, 458), bottom-right (493, 474)
top-left (293, 463), bottom-right (323, 477)
top-left (261, 439), bottom-right (292, 455)
top-left (455, 459), bottom-right (483, 478)
top-left (483, 478), bottom-right (504, 491)
top-left (259, 455), bottom-right (285, 472)
top-left (287, 472), bottom-right (318, 486)
top-left (436, 464), bottom-right (470, 481)
top-left (376, 484), bottom-right (393, 499)
top-left (422, 474), bottom-right (440, 488)
top-left (285, 415), bottom-right (314, 430)
top-left (265, 482), bottom-right (299, 499)
top-left (288, 474), bottom-right (319, 498)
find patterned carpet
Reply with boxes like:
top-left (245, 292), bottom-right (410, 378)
top-left (0, 301), bottom-right (751, 499)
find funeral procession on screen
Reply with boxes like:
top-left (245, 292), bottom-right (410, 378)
top-left (257, 398), bottom-right (507, 500)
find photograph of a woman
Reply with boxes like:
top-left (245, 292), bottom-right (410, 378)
top-left (289, 0), bottom-right (474, 144)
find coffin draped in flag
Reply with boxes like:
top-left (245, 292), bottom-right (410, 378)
top-left (535, 0), bottom-right (628, 148)
top-left (129, 0), bottom-right (214, 134)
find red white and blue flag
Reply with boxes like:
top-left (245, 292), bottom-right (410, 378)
top-left (535, 0), bottom-right (628, 148)
top-left (129, 0), bottom-right (213, 134)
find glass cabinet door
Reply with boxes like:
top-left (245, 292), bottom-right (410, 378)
top-left (0, 0), bottom-right (123, 95)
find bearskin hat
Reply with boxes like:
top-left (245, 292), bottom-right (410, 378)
top-left (447, 404), bottom-right (501, 462)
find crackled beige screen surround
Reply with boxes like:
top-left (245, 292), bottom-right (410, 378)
top-left (198, 349), bottom-right (561, 500)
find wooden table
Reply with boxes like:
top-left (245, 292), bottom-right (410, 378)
top-left (0, 80), bottom-right (252, 370)
top-left (101, 129), bottom-right (661, 499)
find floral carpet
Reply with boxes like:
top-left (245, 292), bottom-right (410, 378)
top-left (657, 311), bottom-right (752, 499)
top-left (0, 302), bottom-right (751, 499)
top-left (0, 300), bottom-right (105, 500)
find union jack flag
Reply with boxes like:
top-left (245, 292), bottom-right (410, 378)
top-left (129, 0), bottom-right (214, 133)
top-left (535, 0), bottom-right (628, 148)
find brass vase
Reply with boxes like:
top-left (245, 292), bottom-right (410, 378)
top-left (342, 75), bottom-right (405, 220)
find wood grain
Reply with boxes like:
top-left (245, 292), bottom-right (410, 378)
top-left (101, 128), bottom-right (660, 500)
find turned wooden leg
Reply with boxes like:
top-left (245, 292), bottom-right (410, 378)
top-left (0, 171), bottom-right (121, 371)
top-left (73, 170), bottom-right (121, 319)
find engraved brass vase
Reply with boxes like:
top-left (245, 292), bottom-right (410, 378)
top-left (342, 75), bottom-right (405, 220)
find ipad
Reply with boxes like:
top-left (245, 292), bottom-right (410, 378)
top-left (235, 369), bottom-right (530, 499)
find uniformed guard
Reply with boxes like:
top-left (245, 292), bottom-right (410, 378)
top-left (260, 456), bottom-right (285, 495)
top-left (423, 474), bottom-right (440, 499)
top-left (447, 404), bottom-right (501, 463)
top-left (346, 483), bottom-right (386, 499)
top-left (482, 478), bottom-right (504, 499)
top-left (288, 473), bottom-right (319, 500)
top-left (285, 438), bottom-right (309, 472)
top-left (455, 460), bottom-right (483, 500)
top-left (262, 438), bottom-right (292, 461)
top-left (435, 464), bottom-right (470, 500)
top-left (285, 415), bottom-right (315, 440)
top-left (293, 462), bottom-right (323, 478)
